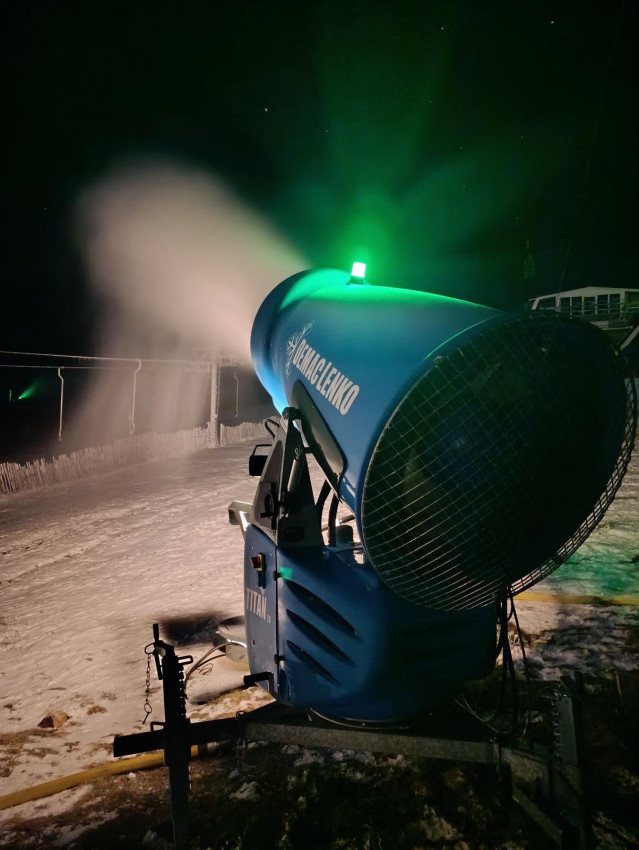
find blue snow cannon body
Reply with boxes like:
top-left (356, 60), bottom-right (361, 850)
top-left (232, 267), bottom-right (635, 722)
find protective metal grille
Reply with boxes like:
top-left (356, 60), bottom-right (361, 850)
top-left (361, 314), bottom-right (636, 611)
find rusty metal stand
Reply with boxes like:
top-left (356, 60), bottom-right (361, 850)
top-left (114, 627), bottom-right (591, 850)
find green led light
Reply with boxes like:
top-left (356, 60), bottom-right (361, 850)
top-left (351, 261), bottom-right (366, 279)
top-left (17, 374), bottom-right (53, 401)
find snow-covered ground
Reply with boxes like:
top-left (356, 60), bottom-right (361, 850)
top-left (0, 447), bottom-right (254, 815)
top-left (0, 438), bottom-right (637, 835)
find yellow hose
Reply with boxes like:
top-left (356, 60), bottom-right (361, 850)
top-left (0, 747), bottom-right (189, 812)
top-left (518, 591), bottom-right (639, 605)
top-left (0, 742), bottom-right (228, 811)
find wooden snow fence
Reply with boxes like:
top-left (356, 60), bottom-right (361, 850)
top-left (0, 422), bottom-right (266, 496)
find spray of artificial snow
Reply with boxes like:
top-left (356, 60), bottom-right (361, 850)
top-left (66, 160), bottom-right (304, 445)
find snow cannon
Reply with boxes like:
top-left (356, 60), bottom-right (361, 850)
top-left (230, 265), bottom-right (636, 723)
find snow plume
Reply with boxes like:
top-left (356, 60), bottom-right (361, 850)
top-left (77, 160), bottom-right (303, 360)
top-left (68, 161), bottom-right (303, 446)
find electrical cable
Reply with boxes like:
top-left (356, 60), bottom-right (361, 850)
top-left (456, 593), bottom-right (525, 737)
top-left (327, 494), bottom-right (339, 546)
top-left (508, 590), bottom-right (532, 740)
top-left (183, 639), bottom-right (247, 693)
top-left (315, 480), bottom-right (331, 526)
top-left (264, 418), bottom-right (279, 439)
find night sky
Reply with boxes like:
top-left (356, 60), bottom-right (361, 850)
top-left (4, 0), bottom-right (638, 355)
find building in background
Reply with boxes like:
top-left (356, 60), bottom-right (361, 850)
top-left (528, 287), bottom-right (639, 346)
top-left (527, 288), bottom-right (639, 388)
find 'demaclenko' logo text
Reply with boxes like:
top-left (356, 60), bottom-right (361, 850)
top-left (288, 330), bottom-right (359, 415)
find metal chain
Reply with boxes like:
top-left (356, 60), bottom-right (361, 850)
top-left (141, 643), bottom-right (154, 725)
top-left (541, 687), bottom-right (563, 758)
top-left (551, 693), bottom-right (562, 757)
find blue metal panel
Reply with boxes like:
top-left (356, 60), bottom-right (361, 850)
top-left (250, 269), bottom-right (501, 516)
top-left (243, 523), bottom-right (495, 719)
top-left (243, 524), bottom-right (279, 698)
top-left (273, 545), bottom-right (495, 721)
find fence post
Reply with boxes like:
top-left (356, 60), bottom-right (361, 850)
top-left (209, 359), bottom-right (220, 446)
top-left (129, 360), bottom-right (142, 435)
top-left (57, 367), bottom-right (64, 441)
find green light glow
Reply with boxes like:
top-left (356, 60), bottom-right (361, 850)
top-left (17, 374), bottom-right (56, 401)
top-left (351, 261), bottom-right (366, 279)
top-left (278, 565), bottom-right (293, 580)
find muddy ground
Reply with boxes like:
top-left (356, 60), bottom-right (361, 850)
top-left (2, 668), bottom-right (638, 850)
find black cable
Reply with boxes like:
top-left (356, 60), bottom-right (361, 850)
top-left (508, 589), bottom-right (532, 740)
top-left (459, 591), bottom-right (533, 739)
top-left (327, 494), bottom-right (339, 546)
top-left (457, 594), bottom-right (516, 735)
top-left (315, 480), bottom-right (331, 526)
top-left (264, 418), bottom-right (279, 438)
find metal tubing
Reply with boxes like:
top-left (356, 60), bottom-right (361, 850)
top-left (129, 360), bottom-right (142, 434)
top-left (57, 367), bottom-right (64, 441)
top-left (209, 360), bottom-right (220, 445)
top-left (243, 721), bottom-right (496, 764)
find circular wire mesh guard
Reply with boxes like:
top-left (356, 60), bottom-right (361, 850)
top-left (361, 314), bottom-right (636, 611)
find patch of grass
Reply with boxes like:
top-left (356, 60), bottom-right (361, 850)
top-left (0, 728), bottom-right (57, 779)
